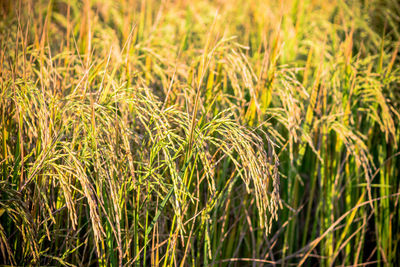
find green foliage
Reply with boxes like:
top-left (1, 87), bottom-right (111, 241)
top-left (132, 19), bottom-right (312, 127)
top-left (0, 0), bottom-right (399, 266)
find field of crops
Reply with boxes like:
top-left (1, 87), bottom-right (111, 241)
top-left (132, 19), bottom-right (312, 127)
top-left (1, 0), bottom-right (399, 266)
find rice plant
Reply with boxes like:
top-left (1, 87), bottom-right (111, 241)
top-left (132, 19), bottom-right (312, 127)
top-left (0, 0), bottom-right (399, 266)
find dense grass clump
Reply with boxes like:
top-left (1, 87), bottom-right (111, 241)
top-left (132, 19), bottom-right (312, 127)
top-left (1, 0), bottom-right (399, 266)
